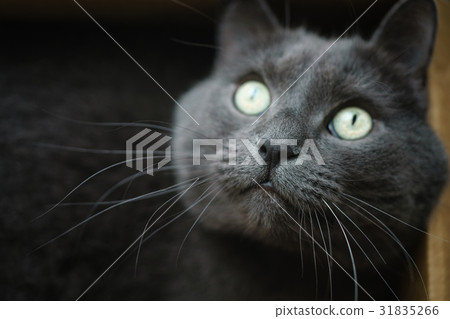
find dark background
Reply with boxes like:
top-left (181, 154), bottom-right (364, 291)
top-left (0, 0), bottom-right (398, 300)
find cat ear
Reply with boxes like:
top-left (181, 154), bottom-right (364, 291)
top-left (218, 0), bottom-right (280, 56)
top-left (370, 0), bottom-right (437, 80)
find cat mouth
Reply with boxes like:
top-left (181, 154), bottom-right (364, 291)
top-left (251, 179), bottom-right (285, 200)
top-left (260, 180), bottom-right (277, 193)
top-left (229, 173), bottom-right (292, 204)
top-left (237, 178), bottom-right (279, 196)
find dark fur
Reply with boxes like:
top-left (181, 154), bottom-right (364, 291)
top-left (172, 0), bottom-right (447, 299)
top-left (1, 0), bottom-right (447, 300)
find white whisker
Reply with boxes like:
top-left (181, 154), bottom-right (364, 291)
top-left (176, 185), bottom-right (224, 263)
top-left (344, 193), bottom-right (449, 243)
top-left (298, 211), bottom-right (305, 277)
top-left (71, 0), bottom-right (200, 125)
top-left (135, 180), bottom-right (219, 272)
top-left (251, 178), bottom-right (374, 300)
top-left (332, 203), bottom-right (386, 264)
top-left (342, 196), bottom-right (429, 300)
top-left (171, 0), bottom-right (217, 24)
top-left (333, 203), bottom-right (399, 300)
top-left (171, 38), bottom-right (220, 50)
top-left (314, 207), bottom-right (333, 300)
top-left (323, 199), bottom-right (358, 301)
top-left (76, 178), bottom-right (200, 300)
top-left (134, 180), bottom-right (215, 273)
top-left (34, 176), bottom-right (208, 251)
top-left (34, 142), bottom-right (192, 157)
top-left (308, 207), bottom-right (319, 299)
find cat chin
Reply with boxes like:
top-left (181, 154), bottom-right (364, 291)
top-left (180, 178), bottom-right (416, 271)
top-left (185, 186), bottom-right (310, 249)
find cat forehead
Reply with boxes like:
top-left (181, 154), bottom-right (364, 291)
top-left (220, 29), bottom-right (361, 79)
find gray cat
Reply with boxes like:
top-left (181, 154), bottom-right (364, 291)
top-left (1, 0), bottom-right (447, 301)
top-left (170, 0), bottom-right (448, 300)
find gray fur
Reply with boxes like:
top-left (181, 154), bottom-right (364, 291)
top-left (1, 0), bottom-right (447, 301)
top-left (172, 0), bottom-right (448, 299)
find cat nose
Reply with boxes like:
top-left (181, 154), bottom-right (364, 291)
top-left (259, 140), bottom-right (297, 167)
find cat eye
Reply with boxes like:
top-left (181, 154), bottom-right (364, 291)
top-left (234, 80), bottom-right (271, 116)
top-left (329, 107), bottom-right (373, 140)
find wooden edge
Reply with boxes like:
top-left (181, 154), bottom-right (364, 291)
top-left (427, 0), bottom-right (450, 302)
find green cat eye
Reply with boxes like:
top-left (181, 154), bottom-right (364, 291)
top-left (234, 80), bottom-right (271, 116)
top-left (330, 107), bottom-right (373, 140)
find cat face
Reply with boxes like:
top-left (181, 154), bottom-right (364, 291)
top-left (173, 0), bottom-right (447, 269)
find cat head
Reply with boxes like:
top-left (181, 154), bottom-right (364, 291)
top-left (172, 0), bottom-right (447, 271)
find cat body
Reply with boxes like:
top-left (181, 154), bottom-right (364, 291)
top-left (169, 0), bottom-right (448, 300)
top-left (1, 0), bottom-right (447, 301)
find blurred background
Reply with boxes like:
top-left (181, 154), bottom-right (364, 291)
top-left (0, 0), bottom-right (448, 300)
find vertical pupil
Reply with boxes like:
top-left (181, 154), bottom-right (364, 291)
top-left (351, 113), bottom-right (358, 126)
